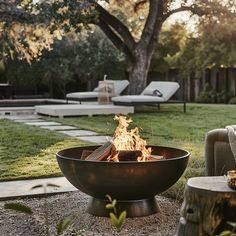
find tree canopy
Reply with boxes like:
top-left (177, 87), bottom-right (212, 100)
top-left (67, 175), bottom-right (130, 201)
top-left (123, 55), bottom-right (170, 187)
top-left (0, 0), bottom-right (235, 94)
top-left (168, 13), bottom-right (236, 79)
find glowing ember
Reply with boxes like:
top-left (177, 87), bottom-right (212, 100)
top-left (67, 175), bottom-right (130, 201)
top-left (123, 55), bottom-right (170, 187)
top-left (110, 115), bottom-right (152, 162)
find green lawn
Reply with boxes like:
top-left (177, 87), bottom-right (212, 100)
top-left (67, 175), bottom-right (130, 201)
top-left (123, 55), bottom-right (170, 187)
top-left (0, 119), bottom-right (90, 181)
top-left (1, 103), bottom-right (235, 198)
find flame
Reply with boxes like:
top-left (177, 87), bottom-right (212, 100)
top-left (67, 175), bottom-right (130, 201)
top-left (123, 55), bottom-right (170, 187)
top-left (112, 115), bottom-right (152, 161)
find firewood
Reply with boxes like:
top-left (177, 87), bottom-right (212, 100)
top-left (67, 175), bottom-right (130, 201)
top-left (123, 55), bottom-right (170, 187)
top-left (147, 155), bottom-right (164, 161)
top-left (81, 150), bottom-right (94, 160)
top-left (118, 150), bottom-right (142, 161)
top-left (85, 141), bottom-right (114, 161)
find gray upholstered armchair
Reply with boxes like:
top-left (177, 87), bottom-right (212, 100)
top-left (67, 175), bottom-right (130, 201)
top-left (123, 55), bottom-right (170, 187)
top-left (205, 128), bottom-right (236, 176)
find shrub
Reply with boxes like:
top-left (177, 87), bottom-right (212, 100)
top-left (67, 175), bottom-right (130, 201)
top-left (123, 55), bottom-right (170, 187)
top-left (196, 84), bottom-right (233, 104)
top-left (196, 84), bottom-right (217, 103)
top-left (216, 90), bottom-right (232, 104)
top-left (228, 97), bottom-right (236, 104)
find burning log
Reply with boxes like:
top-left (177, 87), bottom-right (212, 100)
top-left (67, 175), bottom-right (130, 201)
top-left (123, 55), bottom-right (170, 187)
top-left (81, 150), bottom-right (94, 160)
top-left (118, 150), bottom-right (142, 161)
top-left (84, 116), bottom-right (164, 162)
top-left (147, 155), bottom-right (164, 161)
top-left (85, 141), bottom-right (114, 161)
top-left (84, 145), bottom-right (164, 162)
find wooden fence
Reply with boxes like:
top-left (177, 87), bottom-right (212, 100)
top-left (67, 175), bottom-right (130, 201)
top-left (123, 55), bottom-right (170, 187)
top-left (148, 68), bottom-right (236, 102)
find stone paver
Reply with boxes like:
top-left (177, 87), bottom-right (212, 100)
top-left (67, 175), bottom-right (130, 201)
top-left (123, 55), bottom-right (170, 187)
top-left (40, 125), bottom-right (78, 131)
top-left (14, 119), bottom-right (43, 123)
top-left (0, 177), bottom-right (77, 199)
top-left (58, 130), bottom-right (98, 137)
top-left (4, 115), bottom-right (40, 120)
top-left (77, 135), bottom-right (112, 144)
top-left (25, 121), bottom-right (61, 126)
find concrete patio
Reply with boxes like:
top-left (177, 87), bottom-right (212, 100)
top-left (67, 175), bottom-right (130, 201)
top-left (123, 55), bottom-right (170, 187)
top-left (0, 177), bottom-right (77, 200)
top-left (35, 103), bottom-right (134, 117)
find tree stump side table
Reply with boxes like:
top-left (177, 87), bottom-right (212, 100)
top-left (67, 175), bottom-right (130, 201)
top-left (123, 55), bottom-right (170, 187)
top-left (177, 176), bottom-right (236, 236)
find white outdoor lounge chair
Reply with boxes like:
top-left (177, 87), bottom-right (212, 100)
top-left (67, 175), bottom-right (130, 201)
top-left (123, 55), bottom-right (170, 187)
top-left (112, 81), bottom-right (186, 112)
top-left (66, 80), bottom-right (129, 103)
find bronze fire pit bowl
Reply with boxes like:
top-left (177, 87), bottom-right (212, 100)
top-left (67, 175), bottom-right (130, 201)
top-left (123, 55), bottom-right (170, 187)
top-left (56, 145), bottom-right (189, 217)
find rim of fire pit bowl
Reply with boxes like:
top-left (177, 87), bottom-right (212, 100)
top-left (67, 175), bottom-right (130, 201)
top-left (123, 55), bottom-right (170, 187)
top-left (56, 145), bottom-right (190, 163)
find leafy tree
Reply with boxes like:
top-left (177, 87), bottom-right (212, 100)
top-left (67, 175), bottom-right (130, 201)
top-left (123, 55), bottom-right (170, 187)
top-left (40, 29), bottom-right (125, 97)
top-left (73, 29), bottom-right (126, 84)
top-left (4, 29), bottom-right (125, 97)
top-left (172, 15), bottom-right (236, 79)
top-left (150, 22), bottom-right (188, 73)
top-left (0, 0), bottom-right (234, 94)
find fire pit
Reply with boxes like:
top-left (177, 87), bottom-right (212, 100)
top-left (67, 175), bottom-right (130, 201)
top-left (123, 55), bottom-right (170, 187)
top-left (56, 145), bottom-right (189, 217)
top-left (56, 116), bottom-right (189, 217)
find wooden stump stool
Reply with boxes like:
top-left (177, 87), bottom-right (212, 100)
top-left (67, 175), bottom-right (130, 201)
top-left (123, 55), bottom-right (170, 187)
top-left (177, 176), bottom-right (236, 236)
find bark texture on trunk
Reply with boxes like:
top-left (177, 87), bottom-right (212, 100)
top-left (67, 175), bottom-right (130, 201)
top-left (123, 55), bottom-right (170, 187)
top-left (128, 0), bottom-right (162, 94)
top-left (128, 48), bottom-right (150, 94)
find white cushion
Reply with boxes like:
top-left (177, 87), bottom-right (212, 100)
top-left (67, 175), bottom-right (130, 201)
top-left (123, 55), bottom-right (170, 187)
top-left (106, 80), bottom-right (129, 95)
top-left (112, 95), bottom-right (165, 103)
top-left (66, 91), bottom-right (98, 99)
top-left (141, 81), bottom-right (179, 101)
top-left (93, 87), bottom-right (99, 92)
top-left (66, 80), bottom-right (129, 100)
top-left (142, 89), bottom-right (163, 97)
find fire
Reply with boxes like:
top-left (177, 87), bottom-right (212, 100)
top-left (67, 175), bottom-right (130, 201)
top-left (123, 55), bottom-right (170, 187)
top-left (84, 115), bottom-right (163, 162)
top-left (111, 115), bottom-right (152, 162)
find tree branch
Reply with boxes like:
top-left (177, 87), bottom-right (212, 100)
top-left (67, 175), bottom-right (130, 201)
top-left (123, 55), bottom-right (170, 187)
top-left (139, 0), bottom-right (159, 47)
top-left (147, 0), bottom-right (163, 57)
top-left (162, 5), bottom-right (207, 21)
top-left (95, 3), bottom-right (135, 51)
top-left (97, 19), bottom-right (134, 62)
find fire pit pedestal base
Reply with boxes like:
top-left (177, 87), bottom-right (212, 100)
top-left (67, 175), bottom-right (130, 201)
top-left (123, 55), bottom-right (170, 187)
top-left (87, 197), bottom-right (160, 217)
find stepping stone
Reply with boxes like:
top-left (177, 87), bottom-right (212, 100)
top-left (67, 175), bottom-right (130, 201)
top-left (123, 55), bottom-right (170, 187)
top-left (5, 115), bottom-right (41, 120)
top-left (25, 121), bottom-right (61, 126)
top-left (58, 130), bottom-right (98, 137)
top-left (77, 135), bottom-right (112, 144)
top-left (0, 177), bottom-right (77, 199)
top-left (41, 125), bottom-right (78, 131)
top-left (14, 119), bottom-right (43, 123)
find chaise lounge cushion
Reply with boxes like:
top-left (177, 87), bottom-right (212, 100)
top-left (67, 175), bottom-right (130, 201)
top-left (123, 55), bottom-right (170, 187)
top-left (67, 91), bottom-right (98, 100)
top-left (112, 95), bottom-right (165, 103)
top-left (112, 81), bottom-right (180, 104)
top-left (66, 80), bottom-right (129, 101)
top-left (141, 81), bottom-right (179, 101)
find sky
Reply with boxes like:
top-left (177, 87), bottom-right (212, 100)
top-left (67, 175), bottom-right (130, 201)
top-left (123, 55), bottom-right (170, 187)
top-left (168, 11), bottom-right (199, 32)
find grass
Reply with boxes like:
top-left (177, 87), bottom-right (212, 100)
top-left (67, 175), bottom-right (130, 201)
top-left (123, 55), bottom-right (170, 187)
top-left (1, 103), bottom-right (236, 198)
top-left (0, 119), bottom-right (90, 181)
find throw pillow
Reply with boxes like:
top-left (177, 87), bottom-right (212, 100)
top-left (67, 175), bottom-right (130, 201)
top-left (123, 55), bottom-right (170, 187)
top-left (153, 89), bottom-right (163, 97)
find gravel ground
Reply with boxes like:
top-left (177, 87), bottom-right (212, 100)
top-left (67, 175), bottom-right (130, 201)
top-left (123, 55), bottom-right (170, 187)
top-left (0, 191), bottom-right (181, 236)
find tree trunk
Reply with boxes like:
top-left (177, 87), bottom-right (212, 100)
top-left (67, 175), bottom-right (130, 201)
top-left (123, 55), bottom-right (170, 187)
top-left (95, 0), bottom-right (163, 95)
top-left (129, 52), bottom-right (150, 94)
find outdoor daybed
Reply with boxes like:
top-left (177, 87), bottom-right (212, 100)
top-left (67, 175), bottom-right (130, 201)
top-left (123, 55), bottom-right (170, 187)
top-left (66, 80), bottom-right (129, 103)
top-left (112, 81), bottom-right (186, 112)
